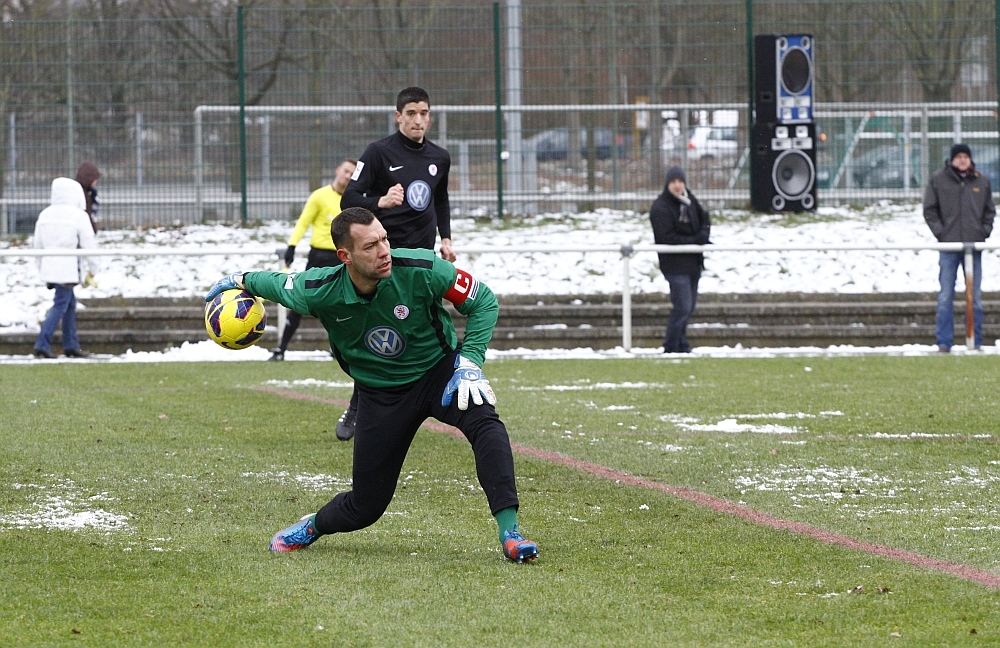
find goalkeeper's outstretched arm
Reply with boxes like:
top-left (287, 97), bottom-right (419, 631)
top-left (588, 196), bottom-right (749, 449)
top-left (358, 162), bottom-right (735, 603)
top-left (441, 266), bottom-right (498, 368)
top-left (207, 271), bottom-right (316, 317)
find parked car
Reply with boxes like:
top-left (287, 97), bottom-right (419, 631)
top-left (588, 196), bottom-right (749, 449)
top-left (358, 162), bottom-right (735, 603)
top-left (529, 128), bottom-right (621, 161)
top-left (684, 126), bottom-right (739, 161)
top-left (850, 144), bottom-right (923, 189)
top-left (969, 145), bottom-right (1000, 189)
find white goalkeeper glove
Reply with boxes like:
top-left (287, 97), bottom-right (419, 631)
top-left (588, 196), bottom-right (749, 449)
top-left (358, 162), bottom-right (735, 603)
top-left (441, 355), bottom-right (496, 410)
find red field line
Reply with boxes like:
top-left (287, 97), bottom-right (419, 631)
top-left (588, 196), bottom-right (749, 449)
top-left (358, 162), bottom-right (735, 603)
top-left (254, 386), bottom-right (1000, 590)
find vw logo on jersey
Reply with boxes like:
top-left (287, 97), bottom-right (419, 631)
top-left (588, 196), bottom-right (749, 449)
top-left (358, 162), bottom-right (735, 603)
top-left (364, 326), bottom-right (405, 358)
top-left (406, 180), bottom-right (431, 211)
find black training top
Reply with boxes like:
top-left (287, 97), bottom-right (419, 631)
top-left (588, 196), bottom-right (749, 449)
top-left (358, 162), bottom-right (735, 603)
top-left (342, 130), bottom-right (452, 250)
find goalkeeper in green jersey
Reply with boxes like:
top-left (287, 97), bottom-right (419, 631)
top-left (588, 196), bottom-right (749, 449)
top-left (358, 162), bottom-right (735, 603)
top-left (206, 207), bottom-right (538, 563)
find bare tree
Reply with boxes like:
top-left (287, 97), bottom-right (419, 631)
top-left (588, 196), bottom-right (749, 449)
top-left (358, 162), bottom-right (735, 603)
top-left (880, 0), bottom-right (981, 101)
top-left (156, 0), bottom-right (297, 107)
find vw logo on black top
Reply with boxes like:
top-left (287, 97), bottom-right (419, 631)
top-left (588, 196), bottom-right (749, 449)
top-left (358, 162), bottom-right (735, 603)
top-left (365, 326), bottom-right (405, 358)
top-left (406, 180), bottom-right (431, 211)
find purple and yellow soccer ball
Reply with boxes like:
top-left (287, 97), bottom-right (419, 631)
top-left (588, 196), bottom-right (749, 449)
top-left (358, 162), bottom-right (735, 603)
top-left (205, 289), bottom-right (267, 350)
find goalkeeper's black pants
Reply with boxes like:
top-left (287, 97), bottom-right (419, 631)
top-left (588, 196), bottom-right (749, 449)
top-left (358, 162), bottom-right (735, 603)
top-left (314, 352), bottom-right (520, 535)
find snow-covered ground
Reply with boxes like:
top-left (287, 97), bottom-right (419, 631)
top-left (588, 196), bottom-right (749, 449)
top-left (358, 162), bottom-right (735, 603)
top-left (3, 201), bottom-right (997, 362)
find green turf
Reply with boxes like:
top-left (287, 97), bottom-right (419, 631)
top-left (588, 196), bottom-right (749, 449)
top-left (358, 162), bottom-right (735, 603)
top-left (1, 358), bottom-right (998, 646)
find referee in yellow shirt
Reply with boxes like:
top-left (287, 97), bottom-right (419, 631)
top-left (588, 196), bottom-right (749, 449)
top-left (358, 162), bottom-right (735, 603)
top-left (270, 158), bottom-right (357, 363)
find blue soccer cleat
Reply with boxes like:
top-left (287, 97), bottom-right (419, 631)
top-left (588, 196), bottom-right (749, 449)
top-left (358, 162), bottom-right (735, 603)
top-left (501, 526), bottom-right (539, 563)
top-left (269, 514), bottom-right (321, 553)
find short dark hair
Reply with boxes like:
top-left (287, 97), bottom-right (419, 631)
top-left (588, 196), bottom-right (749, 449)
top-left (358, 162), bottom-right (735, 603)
top-left (332, 207), bottom-right (376, 250)
top-left (396, 87), bottom-right (430, 112)
top-left (342, 158), bottom-right (357, 167)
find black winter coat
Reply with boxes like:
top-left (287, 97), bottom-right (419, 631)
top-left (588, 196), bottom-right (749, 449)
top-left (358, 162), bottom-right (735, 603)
top-left (649, 189), bottom-right (711, 276)
top-left (923, 163), bottom-right (995, 243)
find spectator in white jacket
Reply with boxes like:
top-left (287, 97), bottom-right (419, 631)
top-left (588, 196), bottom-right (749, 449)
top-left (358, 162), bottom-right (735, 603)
top-left (32, 177), bottom-right (97, 359)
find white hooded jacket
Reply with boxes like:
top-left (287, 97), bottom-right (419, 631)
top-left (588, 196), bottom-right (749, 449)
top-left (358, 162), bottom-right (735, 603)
top-left (33, 177), bottom-right (97, 284)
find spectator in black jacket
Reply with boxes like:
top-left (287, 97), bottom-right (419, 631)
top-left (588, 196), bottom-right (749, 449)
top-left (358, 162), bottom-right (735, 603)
top-left (923, 143), bottom-right (995, 351)
top-left (649, 166), bottom-right (711, 353)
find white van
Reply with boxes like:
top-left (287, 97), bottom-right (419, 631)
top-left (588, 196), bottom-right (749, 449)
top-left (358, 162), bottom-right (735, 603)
top-left (686, 126), bottom-right (738, 160)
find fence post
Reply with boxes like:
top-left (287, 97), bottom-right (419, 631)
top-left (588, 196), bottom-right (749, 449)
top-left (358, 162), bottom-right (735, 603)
top-left (902, 112), bottom-right (911, 190)
top-left (505, 0), bottom-right (523, 214)
top-left (995, 0), bottom-right (1000, 165)
top-left (921, 106), bottom-right (930, 190)
top-left (237, 6), bottom-right (248, 226)
top-left (620, 244), bottom-right (633, 351)
top-left (136, 112), bottom-right (144, 188)
top-left (65, 0), bottom-right (75, 175)
top-left (681, 107), bottom-right (689, 170)
top-left (195, 108), bottom-right (203, 222)
top-left (493, 2), bottom-right (504, 217)
top-left (746, 0), bottom-right (754, 124)
top-left (8, 112), bottom-right (15, 193)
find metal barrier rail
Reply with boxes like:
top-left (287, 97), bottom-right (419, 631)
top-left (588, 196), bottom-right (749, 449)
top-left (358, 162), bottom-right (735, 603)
top-left (5, 241), bottom-right (999, 352)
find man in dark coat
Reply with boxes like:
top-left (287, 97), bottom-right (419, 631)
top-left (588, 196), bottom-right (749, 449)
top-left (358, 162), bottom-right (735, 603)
top-left (923, 143), bottom-right (995, 351)
top-left (649, 166), bottom-right (711, 353)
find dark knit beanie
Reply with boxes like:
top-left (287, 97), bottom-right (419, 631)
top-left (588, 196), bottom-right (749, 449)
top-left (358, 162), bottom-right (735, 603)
top-left (665, 166), bottom-right (686, 185)
top-left (950, 143), bottom-right (973, 163)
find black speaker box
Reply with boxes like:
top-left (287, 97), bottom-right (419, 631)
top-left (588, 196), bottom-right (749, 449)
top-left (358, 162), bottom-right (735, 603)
top-left (751, 122), bottom-right (817, 212)
top-left (754, 34), bottom-right (814, 125)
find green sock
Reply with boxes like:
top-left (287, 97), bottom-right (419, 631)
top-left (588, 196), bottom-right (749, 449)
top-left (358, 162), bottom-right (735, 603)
top-left (307, 514), bottom-right (322, 535)
top-left (495, 507), bottom-right (518, 543)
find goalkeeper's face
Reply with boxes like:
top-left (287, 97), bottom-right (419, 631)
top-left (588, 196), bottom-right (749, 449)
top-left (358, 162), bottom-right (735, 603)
top-left (343, 220), bottom-right (392, 283)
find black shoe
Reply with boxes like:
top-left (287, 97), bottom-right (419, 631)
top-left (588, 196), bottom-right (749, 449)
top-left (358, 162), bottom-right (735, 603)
top-left (268, 350), bottom-right (285, 362)
top-left (335, 406), bottom-right (357, 441)
top-left (33, 349), bottom-right (55, 359)
top-left (63, 348), bottom-right (90, 358)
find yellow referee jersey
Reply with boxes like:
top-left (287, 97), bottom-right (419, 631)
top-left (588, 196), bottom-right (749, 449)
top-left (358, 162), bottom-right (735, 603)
top-left (287, 185), bottom-right (343, 251)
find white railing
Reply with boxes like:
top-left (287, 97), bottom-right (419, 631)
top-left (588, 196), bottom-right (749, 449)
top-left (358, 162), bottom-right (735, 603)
top-left (5, 241), bottom-right (999, 351)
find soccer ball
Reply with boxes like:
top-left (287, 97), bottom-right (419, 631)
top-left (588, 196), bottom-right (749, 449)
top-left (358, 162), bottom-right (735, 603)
top-left (205, 289), bottom-right (267, 350)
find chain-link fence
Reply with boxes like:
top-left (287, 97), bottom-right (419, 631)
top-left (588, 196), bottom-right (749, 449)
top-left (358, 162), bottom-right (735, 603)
top-left (1, 1), bottom-right (997, 232)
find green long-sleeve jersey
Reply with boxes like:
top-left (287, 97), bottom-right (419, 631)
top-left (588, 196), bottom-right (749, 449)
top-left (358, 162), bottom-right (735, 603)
top-left (243, 248), bottom-right (498, 388)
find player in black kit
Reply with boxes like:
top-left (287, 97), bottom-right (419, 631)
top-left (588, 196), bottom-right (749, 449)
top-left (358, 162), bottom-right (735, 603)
top-left (334, 87), bottom-right (456, 440)
top-left (342, 86), bottom-right (456, 262)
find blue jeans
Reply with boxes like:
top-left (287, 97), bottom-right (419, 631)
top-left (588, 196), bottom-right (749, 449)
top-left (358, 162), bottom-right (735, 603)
top-left (663, 273), bottom-right (700, 353)
top-left (936, 250), bottom-right (983, 349)
top-left (34, 284), bottom-right (80, 353)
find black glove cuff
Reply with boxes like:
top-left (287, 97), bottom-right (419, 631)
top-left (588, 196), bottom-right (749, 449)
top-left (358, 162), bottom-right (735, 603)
top-left (284, 245), bottom-right (296, 265)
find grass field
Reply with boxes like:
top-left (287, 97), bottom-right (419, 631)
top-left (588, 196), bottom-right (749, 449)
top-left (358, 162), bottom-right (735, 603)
top-left (2, 356), bottom-right (1000, 646)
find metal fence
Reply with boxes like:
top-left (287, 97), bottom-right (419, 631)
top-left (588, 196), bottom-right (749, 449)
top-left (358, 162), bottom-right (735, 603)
top-left (7, 240), bottom-right (998, 351)
top-left (1, 1), bottom-right (998, 232)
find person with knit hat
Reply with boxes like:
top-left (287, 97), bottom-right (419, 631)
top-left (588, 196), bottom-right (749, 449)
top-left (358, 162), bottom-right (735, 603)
top-left (923, 143), bottom-right (995, 351)
top-left (75, 161), bottom-right (101, 233)
top-left (649, 166), bottom-right (711, 353)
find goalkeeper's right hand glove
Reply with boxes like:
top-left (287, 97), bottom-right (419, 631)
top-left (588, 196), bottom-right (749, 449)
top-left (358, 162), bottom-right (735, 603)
top-left (205, 273), bottom-right (245, 302)
top-left (283, 245), bottom-right (296, 267)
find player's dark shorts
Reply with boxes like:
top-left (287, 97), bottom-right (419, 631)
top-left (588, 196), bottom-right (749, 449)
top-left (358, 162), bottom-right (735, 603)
top-left (306, 247), bottom-right (341, 270)
top-left (314, 352), bottom-right (519, 534)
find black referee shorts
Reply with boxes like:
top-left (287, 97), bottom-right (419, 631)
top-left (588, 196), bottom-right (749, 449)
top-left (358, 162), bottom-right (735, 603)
top-left (314, 352), bottom-right (519, 534)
